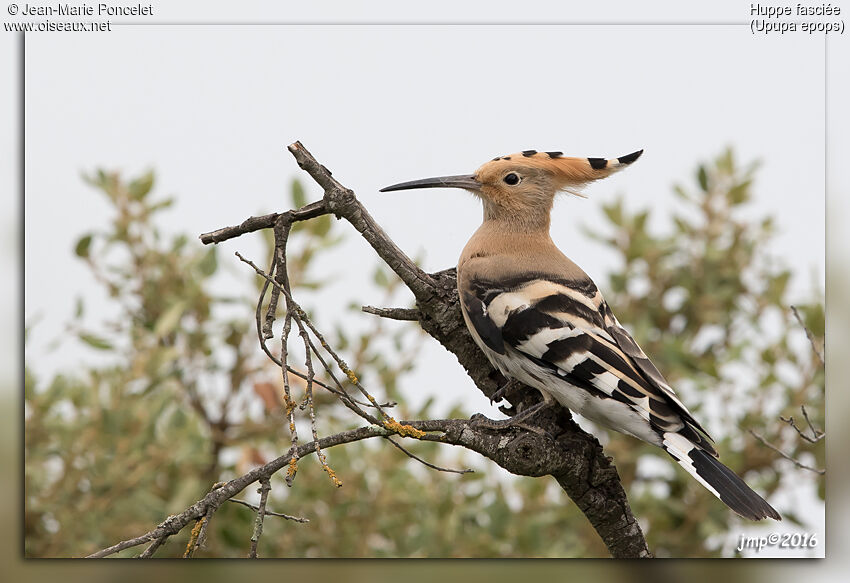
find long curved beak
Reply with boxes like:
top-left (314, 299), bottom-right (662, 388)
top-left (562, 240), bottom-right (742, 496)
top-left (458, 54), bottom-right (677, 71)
top-left (379, 174), bottom-right (481, 192)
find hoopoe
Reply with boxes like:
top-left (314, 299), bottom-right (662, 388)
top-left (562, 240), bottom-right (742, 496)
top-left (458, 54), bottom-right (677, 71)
top-left (381, 149), bottom-right (780, 521)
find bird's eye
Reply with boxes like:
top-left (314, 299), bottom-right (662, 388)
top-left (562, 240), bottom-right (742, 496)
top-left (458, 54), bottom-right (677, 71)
top-left (503, 173), bottom-right (520, 185)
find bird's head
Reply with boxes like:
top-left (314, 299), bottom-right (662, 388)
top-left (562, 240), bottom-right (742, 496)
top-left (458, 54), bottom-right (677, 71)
top-left (380, 149), bottom-right (642, 227)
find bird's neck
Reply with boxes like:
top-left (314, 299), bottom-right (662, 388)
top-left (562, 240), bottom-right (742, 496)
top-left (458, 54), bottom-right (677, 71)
top-left (481, 200), bottom-right (552, 234)
top-left (460, 216), bottom-right (557, 267)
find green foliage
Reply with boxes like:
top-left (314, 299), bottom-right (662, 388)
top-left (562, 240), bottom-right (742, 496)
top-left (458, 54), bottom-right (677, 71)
top-left (25, 150), bottom-right (823, 558)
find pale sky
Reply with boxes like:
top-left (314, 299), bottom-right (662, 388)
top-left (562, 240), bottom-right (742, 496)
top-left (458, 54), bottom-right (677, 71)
top-left (20, 22), bottom-right (827, 387)
top-left (4, 1), bottom-right (848, 565)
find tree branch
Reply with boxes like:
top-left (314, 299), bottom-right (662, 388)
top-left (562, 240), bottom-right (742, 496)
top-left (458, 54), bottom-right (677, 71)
top-left (749, 429), bottom-right (825, 475)
top-left (248, 477), bottom-right (272, 558)
top-left (790, 305), bottom-right (824, 365)
top-left (86, 423), bottom-right (403, 558)
top-left (183, 140), bottom-right (651, 558)
top-left (228, 498), bottom-right (309, 523)
top-left (362, 305), bottom-right (421, 321)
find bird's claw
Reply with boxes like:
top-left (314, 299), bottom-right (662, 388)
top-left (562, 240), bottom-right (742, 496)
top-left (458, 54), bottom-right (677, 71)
top-left (469, 400), bottom-right (555, 434)
top-left (489, 387), bottom-right (506, 406)
top-left (489, 379), bottom-right (523, 406)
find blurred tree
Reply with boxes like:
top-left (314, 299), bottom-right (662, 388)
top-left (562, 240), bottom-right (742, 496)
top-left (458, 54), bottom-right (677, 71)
top-left (24, 149), bottom-right (823, 558)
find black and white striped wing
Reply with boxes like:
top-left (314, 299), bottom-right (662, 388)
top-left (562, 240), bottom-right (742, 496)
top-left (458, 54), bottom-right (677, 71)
top-left (461, 275), bottom-right (781, 520)
top-left (462, 275), bottom-right (715, 453)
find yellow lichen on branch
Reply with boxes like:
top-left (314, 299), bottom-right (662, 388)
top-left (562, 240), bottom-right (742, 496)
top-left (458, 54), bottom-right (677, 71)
top-left (287, 456), bottom-right (298, 480)
top-left (315, 450), bottom-right (343, 487)
top-left (183, 515), bottom-right (207, 558)
top-left (383, 418), bottom-right (425, 439)
top-left (325, 466), bottom-right (343, 488)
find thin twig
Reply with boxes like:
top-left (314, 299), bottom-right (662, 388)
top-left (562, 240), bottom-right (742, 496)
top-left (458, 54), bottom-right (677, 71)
top-left (88, 526), bottom-right (170, 559)
top-left (248, 478), bottom-right (272, 558)
top-left (790, 305), bottom-right (825, 365)
top-left (385, 436), bottom-right (474, 474)
top-left (236, 251), bottom-right (385, 425)
top-left (228, 498), bottom-right (309, 523)
top-left (281, 312), bottom-right (298, 487)
top-left (801, 405), bottom-right (825, 440)
top-left (749, 429), bottom-right (825, 475)
top-left (138, 536), bottom-right (165, 559)
top-left (194, 510), bottom-right (213, 554)
top-left (780, 405), bottom-right (824, 444)
top-left (273, 218), bottom-right (343, 488)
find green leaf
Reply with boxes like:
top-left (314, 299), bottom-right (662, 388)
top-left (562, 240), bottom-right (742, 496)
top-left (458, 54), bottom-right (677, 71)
top-left (602, 200), bottom-right (623, 225)
top-left (292, 179), bottom-right (306, 209)
top-left (78, 332), bottom-right (113, 351)
top-left (153, 301), bottom-right (188, 338)
top-left (172, 234), bottom-right (189, 253)
top-left (148, 197), bottom-right (175, 213)
top-left (74, 297), bottom-right (84, 319)
top-left (128, 170), bottom-right (154, 200)
top-left (74, 234), bottom-right (93, 258)
top-left (796, 303), bottom-right (825, 338)
top-left (673, 184), bottom-right (691, 201)
top-left (766, 271), bottom-right (791, 304)
top-left (634, 210), bottom-right (649, 232)
top-left (197, 247), bottom-right (218, 277)
top-left (609, 273), bottom-right (627, 293)
top-left (311, 215), bottom-right (332, 237)
top-left (717, 148), bottom-right (735, 173)
top-left (728, 180), bottom-right (751, 205)
top-left (697, 165), bottom-right (708, 192)
top-left (374, 266), bottom-right (389, 287)
top-left (673, 216), bottom-right (690, 233)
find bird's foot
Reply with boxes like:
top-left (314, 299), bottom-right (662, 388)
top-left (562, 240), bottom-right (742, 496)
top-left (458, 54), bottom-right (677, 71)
top-left (469, 400), bottom-right (554, 436)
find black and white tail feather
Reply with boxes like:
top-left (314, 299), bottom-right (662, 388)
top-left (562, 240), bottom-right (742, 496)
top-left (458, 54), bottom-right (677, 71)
top-left (461, 275), bottom-right (781, 521)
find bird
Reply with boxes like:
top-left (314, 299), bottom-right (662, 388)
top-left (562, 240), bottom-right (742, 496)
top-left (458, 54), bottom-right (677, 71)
top-left (380, 149), bottom-right (781, 521)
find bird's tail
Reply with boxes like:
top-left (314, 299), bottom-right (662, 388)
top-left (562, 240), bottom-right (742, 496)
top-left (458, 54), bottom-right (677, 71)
top-left (662, 431), bottom-right (781, 521)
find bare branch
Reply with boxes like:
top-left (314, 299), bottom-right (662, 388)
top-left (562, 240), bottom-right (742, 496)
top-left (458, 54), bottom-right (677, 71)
top-left (235, 250), bottom-right (396, 430)
top-left (198, 201), bottom-right (327, 245)
top-left (248, 478), bottom-right (272, 558)
top-left (228, 498), bottom-right (309, 523)
top-left (780, 405), bottom-right (824, 444)
top-left (384, 436), bottom-right (474, 475)
top-left (749, 429), bottom-right (825, 475)
top-left (138, 536), bottom-right (164, 559)
top-left (286, 141), bottom-right (439, 301)
top-left (362, 305), bottom-right (421, 321)
top-left (87, 423), bottom-right (404, 558)
top-left (791, 305), bottom-right (825, 365)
